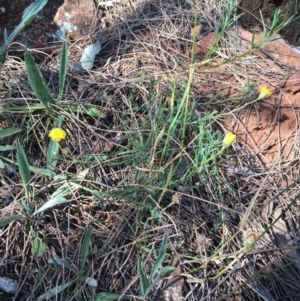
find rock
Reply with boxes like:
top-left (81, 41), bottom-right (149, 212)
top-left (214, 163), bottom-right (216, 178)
top-left (53, 0), bottom-right (95, 40)
top-left (0, 276), bottom-right (18, 294)
top-left (284, 73), bottom-right (300, 94)
top-left (237, 26), bottom-right (300, 70)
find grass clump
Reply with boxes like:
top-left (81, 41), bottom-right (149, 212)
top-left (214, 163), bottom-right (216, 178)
top-left (1, 0), bottom-right (300, 300)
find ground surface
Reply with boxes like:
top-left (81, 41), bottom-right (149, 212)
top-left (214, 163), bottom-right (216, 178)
top-left (1, 1), bottom-right (300, 301)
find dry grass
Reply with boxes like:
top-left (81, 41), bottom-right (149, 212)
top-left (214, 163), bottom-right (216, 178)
top-left (1, 0), bottom-right (300, 300)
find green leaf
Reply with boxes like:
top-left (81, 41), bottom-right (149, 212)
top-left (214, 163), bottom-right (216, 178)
top-left (137, 257), bottom-right (148, 296)
top-left (25, 50), bottom-right (54, 108)
top-left (0, 127), bottom-right (24, 139)
top-left (36, 280), bottom-right (75, 301)
top-left (33, 197), bottom-right (68, 215)
top-left (83, 106), bottom-right (106, 118)
top-left (48, 257), bottom-right (78, 274)
top-left (0, 45), bottom-right (8, 65)
top-left (80, 226), bottom-right (93, 270)
top-left (159, 266), bottom-right (175, 278)
top-left (47, 116), bottom-right (63, 172)
top-left (89, 292), bottom-right (131, 301)
top-left (33, 169), bottom-right (89, 215)
top-left (30, 226), bottom-right (47, 258)
top-left (59, 41), bottom-right (68, 97)
top-left (0, 214), bottom-right (27, 226)
top-left (144, 266), bottom-right (175, 296)
top-left (0, 145), bottom-right (16, 151)
top-left (1, 0), bottom-right (48, 66)
top-left (29, 165), bottom-right (56, 177)
top-left (16, 142), bottom-right (30, 200)
top-left (79, 186), bottom-right (104, 207)
top-left (0, 105), bottom-right (45, 112)
top-left (0, 158), bottom-right (4, 169)
top-left (67, 104), bottom-right (106, 118)
top-left (150, 233), bottom-right (168, 279)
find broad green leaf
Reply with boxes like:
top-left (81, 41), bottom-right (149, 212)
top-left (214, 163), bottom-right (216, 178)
top-left (30, 226), bottom-right (46, 258)
top-left (48, 257), bottom-right (78, 273)
top-left (36, 280), bottom-right (75, 301)
top-left (0, 145), bottom-right (16, 151)
top-left (0, 214), bottom-right (27, 226)
top-left (67, 104), bottom-right (106, 118)
top-left (47, 116), bottom-right (63, 172)
top-left (80, 227), bottom-right (93, 270)
top-left (137, 257), bottom-right (148, 296)
top-left (150, 233), bottom-right (168, 279)
top-left (16, 142), bottom-right (30, 200)
top-left (33, 169), bottom-right (89, 215)
top-left (25, 50), bottom-right (54, 108)
top-left (83, 106), bottom-right (106, 118)
top-left (89, 292), bottom-right (131, 301)
top-left (46, 139), bottom-right (59, 171)
top-left (0, 127), bottom-right (24, 139)
top-left (33, 197), bottom-right (68, 215)
top-left (0, 0), bottom-right (48, 66)
top-left (59, 41), bottom-right (68, 97)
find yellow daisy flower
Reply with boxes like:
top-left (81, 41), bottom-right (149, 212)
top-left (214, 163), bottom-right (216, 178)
top-left (49, 128), bottom-right (66, 142)
top-left (258, 86), bottom-right (272, 100)
top-left (222, 132), bottom-right (236, 150)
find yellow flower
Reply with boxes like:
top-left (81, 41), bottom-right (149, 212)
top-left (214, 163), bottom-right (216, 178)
top-left (49, 128), bottom-right (66, 142)
top-left (222, 132), bottom-right (236, 150)
top-left (257, 86), bottom-right (272, 100)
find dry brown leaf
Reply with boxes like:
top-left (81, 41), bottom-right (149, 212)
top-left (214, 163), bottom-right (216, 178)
top-left (190, 24), bottom-right (203, 38)
top-left (156, 257), bottom-right (184, 301)
top-left (272, 207), bottom-right (300, 271)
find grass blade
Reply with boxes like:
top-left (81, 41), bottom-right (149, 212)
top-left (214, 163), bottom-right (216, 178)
top-left (16, 142), bottom-right (30, 200)
top-left (90, 292), bottom-right (131, 301)
top-left (33, 169), bottom-right (89, 215)
top-left (30, 226), bottom-right (46, 258)
top-left (0, 0), bottom-right (48, 66)
top-left (145, 266), bottom-right (175, 296)
top-left (48, 257), bottom-right (78, 274)
top-left (0, 145), bottom-right (16, 151)
top-left (80, 226), bottom-right (93, 270)
top-left (0, 215), bottom-right (27, 226)
top-left (59, 40), bottom-right (68, 98)
top-left (137, 257), bottom-right (148, 296)
top-left (150, 233), bottom-right (168, 279)
top-left (0, 45), bottom-right (7, 65)
top-left (36, 280), bottom-right (75, 301)
top-left (29, 165), bottom-right (56, 177)
top-left (33, 197), bottom-right (68, 215)
top-left (25, 50), bottom-right (54, 108)
top-left (0, 127), bottom-right (24, 139)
